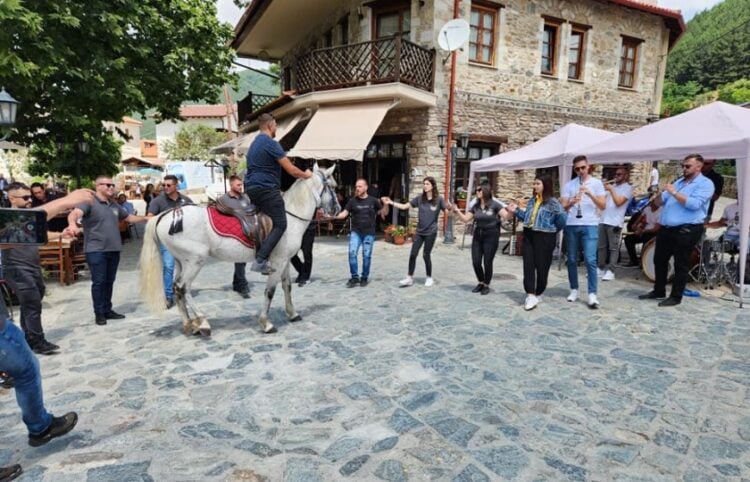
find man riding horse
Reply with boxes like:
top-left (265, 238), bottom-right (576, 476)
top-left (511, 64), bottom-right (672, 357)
top-left (244, 113), bottom-right (312, 275)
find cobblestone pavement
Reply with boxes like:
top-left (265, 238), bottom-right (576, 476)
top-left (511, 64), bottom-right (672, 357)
top-left (1, 230), bottom-right (749, 481)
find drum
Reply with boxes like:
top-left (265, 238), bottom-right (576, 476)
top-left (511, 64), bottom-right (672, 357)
top-left (641, 238), bottom-right (675, 282)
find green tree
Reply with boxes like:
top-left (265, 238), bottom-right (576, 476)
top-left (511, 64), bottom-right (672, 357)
top-left (0, 0), bottom-right (236, 179)
top-left (661, 80), bottom-right (702, 116)
top-left (717, 79), bottom-right (750, 105)
top-left (162, 124), bottom-right (227, 162)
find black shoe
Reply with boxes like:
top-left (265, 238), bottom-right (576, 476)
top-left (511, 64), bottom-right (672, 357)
top-left (28, 412), bottom-right (78, 447)
top-left (294, 276), bottom-right (303, 284)
top-left (638, 291), bottom-right (666, 300)
top-left (0, 372), bottom-right (14, 389)
top-left (251, 259), bottom-right (275, 275)
top-left (95, 316), bottom-right (107, 326)
top-left (30, 338), bottom-right (60, 356)
top-left (165, 298), bottom-right (175, 309)
top-left (471, 283), bottom-right (484, 293)
top-left (238, 291), bottom-right (251, 299)
top-left (297, 280), bottom-right (307, 287)
top-left (0, 464), bottom-right (22, 482)
top-left (346, 278), bottom-right (360, 288)
top-left (658, 297), bottom-right (681, 307)
top-left (480, 286), bottom-right (490, 295)
top-left (359, 278), bottom-right (369, 287)
top-left (105, 311), bottom-right (125, 320)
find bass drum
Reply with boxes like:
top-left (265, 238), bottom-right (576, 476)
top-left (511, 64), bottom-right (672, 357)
top-left (641, 238), bottom-right (674, 282)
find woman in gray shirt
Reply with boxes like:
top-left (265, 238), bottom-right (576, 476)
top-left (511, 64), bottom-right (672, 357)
top-left (385, 177), bottom-right (450, 287)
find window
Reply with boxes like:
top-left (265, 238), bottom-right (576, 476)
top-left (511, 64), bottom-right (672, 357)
top-left (339, 15), bottom-right (349, 45)
top-left (323, 29), bottom-right (333, 48)
top-left (568, 28), bottom-right (586, 80)
top-left (455, 143), bottom-right (498, 194)
top-left (619, 37), bottom-right (641, 88)
top-left (541, 21), bottom-right (560, 76)
top-left (283, 67), bottom-right (292, 91)
top-left (469, 4), bottom-right (497, 65)
top-left (374, 3), bottom-right (410, 40)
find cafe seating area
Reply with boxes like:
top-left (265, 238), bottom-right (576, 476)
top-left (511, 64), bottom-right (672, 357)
top-left (38, 234), bottom-right (86, 286)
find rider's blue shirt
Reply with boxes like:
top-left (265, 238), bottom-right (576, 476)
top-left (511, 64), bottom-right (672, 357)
top-left (245, 133), bottom-right (286, 190)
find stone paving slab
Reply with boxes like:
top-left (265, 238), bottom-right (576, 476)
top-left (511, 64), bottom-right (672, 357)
top-left (1, 233), bottom-right (749, 481)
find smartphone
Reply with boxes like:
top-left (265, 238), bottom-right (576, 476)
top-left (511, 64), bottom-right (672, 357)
top-left (0, 208), bottom-right (48, 245)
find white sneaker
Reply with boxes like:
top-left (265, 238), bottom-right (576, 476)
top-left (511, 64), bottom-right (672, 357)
top-left (424, 277), bottom-right (434, 287)
top-left (588, 293), bottom-right (600, 309)
top-left (597, 268), bottom-right (604, 278)
top-left (524, 294), bottom-right (539, 311)
top-left (567, 289), bottom-right (579, 302)
top-left (602, 270), bottom-right (615, 281)
top-left (399, 277), bottom-right (414, 287)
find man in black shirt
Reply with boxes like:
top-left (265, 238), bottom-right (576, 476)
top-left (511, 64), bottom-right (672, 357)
top-left (1, 183), bottom-right (61, 354)
top-left (327, 179), bottom-right (385, 287)
top-left (701, 159), bottom-right (723, 220)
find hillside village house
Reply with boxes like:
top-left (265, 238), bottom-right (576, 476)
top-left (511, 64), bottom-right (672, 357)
top-left (231, 0), bottom-right (684, 222)
top-left (155, 104), bottom-right (238, 159)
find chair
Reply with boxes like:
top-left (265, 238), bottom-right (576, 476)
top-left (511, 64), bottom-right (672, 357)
top-left (71, 235), bottom-right (87, 279)
top-left (39, 239), bottom-right (66, 285)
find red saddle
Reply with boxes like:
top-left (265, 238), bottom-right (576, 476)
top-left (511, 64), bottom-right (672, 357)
top-left (207, 207), bottom-right (255, 249)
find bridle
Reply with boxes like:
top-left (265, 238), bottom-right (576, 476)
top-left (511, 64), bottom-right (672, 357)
top-left (286, 171), bottom-right (335, 222)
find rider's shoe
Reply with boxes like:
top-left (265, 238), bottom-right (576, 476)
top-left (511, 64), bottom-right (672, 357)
top-left (251, 259), bottom-right (275, 275)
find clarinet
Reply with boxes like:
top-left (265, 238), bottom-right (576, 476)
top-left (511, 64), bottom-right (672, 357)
top-left (575, 179), bottom-right (586, 219)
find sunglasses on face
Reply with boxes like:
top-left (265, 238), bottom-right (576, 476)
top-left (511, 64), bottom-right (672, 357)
top-left (12, 195), bottom-right (32, 201)
top-left (98, 183), bottom-right (115, 188)
top-left (574, 166), bottom-right (587, 172)
top-left (681, 164), bottom-right (694, 169)
top-left (163, 184), bottom-right (175, 188)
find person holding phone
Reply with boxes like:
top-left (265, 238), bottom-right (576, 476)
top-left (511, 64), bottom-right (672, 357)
top-left (0, 183), bottom-right (63, 355)
top-left (0, 188), bottom-right (94, 480)
top-left (66, 176), bottom-right (148, 325)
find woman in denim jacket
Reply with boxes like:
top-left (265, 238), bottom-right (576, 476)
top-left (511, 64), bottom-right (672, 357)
top-left (510, 175), bottom-right (567, 310)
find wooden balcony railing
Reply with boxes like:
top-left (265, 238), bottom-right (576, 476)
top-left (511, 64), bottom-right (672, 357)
top-left (295, 36), bottom-right (435, 94)
top-left (237, 92), bottom-right (277, 125)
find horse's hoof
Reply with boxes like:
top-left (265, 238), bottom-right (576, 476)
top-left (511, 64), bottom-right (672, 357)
top-left (289, 314), bottom-right (302, 322)
top-left (264, 325), bottom-right (277, 334)
top-left (199, 328), bottom-right (212, 337)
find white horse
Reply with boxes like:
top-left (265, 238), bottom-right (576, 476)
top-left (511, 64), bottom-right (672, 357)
top-left (139, 164), bottom-right (339, 336)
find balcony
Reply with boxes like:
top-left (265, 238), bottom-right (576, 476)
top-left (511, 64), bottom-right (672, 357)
top-left (237, 92), bottom-right (278, 126)
top-left (295, 36), bottom-right (435, 94)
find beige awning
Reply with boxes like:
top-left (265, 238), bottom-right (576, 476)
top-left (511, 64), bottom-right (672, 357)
top-left (210, 109), bottom-right (308, 155)
top-left (287, 100), bottom-right (398, 161)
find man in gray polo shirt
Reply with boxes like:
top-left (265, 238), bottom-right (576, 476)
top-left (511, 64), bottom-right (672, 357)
top-left (146, 174), bottom-right (194, 308)
top-left (218, 175), bottom-right (252, 298)
top-left (66, 175), bottom-right (147, 325)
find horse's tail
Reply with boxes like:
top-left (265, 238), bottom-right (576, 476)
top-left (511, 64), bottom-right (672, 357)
top-left (139, 216), bottom-right (166, 315)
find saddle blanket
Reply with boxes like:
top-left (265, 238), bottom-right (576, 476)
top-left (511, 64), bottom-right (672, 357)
top-left (207, 207), bottom-right (255, 249)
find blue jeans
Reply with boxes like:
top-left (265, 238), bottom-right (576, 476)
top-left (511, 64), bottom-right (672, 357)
top-left (348, 232), bottom-right (375, 280)
top-left (85, 251), bottom-right (120, 316)
top-left (564, 225), bottom-right (599, 294)
top-left (159, 244), bottom-right (175, 300)
top-left (0, 319), bottom-right (52, 435)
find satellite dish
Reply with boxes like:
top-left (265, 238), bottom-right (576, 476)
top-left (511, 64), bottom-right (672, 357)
top-left (437, 19), bottom-right (470, 52)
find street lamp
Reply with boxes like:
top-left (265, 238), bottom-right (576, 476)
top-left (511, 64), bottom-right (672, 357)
top-left (76, 136), bottom-right (89, 189)
top-left (0, 88), bottom-right (19, 141)
top-left (439, 130), bottom-right (470, 244)
top-left (204, 157), bottom-right (229, 193)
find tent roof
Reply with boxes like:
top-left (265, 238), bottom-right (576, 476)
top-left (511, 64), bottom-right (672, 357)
top-left (585, 102), bottom-right (750, 163)
top-left (470, 124), bottom-right (619, 173)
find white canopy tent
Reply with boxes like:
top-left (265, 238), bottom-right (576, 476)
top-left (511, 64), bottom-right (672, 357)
top-left (466, 123), bottom-right (620, 204)
top-left (584, 101), bottom-right (750, 306)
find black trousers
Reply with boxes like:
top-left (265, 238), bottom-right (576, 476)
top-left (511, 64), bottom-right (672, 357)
top-left (624, 232), bottom-right (656, 264)
top-left (291, 226), bottom-right (315, 281)
top-left (246, 186), bottom-right (287, 262)
top-left (232, 263), bottom-right (248, 293)
top-left (471, 227), bottom-right (499, 285)
top-left (653, 225), bottom-right (703, 300)
top-left (5, 267), bottom-right (45, 337)
top-left (521, 228), bottom-right (557, 296)
top-left (408, 233), bottom-right (437, 277)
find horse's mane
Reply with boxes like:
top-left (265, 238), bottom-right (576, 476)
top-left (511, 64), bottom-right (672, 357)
top-left (283, 175), bottom-right (316, 208)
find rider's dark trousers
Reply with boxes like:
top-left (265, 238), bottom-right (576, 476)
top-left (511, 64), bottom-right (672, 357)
top-left (245, 186), bottom-right (287, 263)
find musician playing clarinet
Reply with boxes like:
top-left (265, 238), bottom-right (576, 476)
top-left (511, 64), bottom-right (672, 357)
top-left (638, 154), bottom-right (714, 307)
top-left (561, 155), bottom-right (606, 309)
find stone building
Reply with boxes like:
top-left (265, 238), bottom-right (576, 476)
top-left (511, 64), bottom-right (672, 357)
top-left (231, 0), bottom-right (684, 223)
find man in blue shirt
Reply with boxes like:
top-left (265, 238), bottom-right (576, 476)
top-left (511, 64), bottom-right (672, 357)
top-left (244, 113), bottom-right (312, 274)
top-left (639, 154), bottom-right (714, 307)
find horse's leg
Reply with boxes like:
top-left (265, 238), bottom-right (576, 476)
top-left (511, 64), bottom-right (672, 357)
top-left (172, 259), bottom-right (193, 334)
top-left (281, 265), bottom-right (301, 322)
top-left (174, 257), bottom-right (211, 336)
top-left (258, 272), bottom-right (281, 334)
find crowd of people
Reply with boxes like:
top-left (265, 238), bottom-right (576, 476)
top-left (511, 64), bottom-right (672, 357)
top-left (0, 112), bottom-right (733, 480)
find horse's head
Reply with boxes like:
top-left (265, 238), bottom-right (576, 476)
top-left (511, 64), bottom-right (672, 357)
top-left (313, 163), bottom-right (341, 216)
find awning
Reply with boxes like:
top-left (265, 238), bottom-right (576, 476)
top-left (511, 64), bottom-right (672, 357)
top-left (210, 109), bottom-right (308, 155)
top-left (287, 100), bottom-right (398, 161)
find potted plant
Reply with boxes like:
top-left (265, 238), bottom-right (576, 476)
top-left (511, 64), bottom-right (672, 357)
top-left (392, 225), bottom-right (407, 245)
top-left (384, 224), bottom-right (397, 243)
top-left (455, 187), bottom-right (468, 210)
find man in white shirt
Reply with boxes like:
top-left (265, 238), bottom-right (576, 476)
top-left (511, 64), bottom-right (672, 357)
top-left (650, 162), bottom-right (660, 189)
top-left (624, 200), bottom-right (662, 266)
top-left (597, 166), bottom-right (633, 281)
top-left (561, 156), bottom-right (606, 308)
top-left (705, 201), bottom-right (742, 249)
